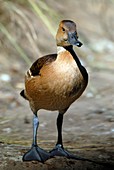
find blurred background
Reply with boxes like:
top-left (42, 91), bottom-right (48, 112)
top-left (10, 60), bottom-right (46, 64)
top-left (0, 0), bottom-right (114, 153)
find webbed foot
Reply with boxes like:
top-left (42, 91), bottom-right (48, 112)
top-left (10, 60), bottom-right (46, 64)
top-left (50, 144), bottom-right (85, 160)
top-left (23, 145), bottom-right (51, 162)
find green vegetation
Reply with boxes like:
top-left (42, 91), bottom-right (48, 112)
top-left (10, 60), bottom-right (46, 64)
top-left (0, 0), bottom-right (60, 65)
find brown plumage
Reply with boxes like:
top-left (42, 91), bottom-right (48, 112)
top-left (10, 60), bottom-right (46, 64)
top-left (20, 20), bottom-right (88, 162)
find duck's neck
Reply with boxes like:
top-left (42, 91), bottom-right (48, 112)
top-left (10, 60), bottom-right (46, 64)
top-left (63, 45), bottom-right (88, 81)
top-left (57, 46), bottom-right (66, 54)
top-left (64, 45), bottom-right (82, 67)
top-left (57, 45), bottom-right (82, 67)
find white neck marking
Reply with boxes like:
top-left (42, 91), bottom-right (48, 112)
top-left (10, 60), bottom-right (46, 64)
top-left (57, 46), bottom-right (66, 54)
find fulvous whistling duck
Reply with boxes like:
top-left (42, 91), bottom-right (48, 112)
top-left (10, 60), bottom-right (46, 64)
top-left (20, 20), bottom-right (88, 162)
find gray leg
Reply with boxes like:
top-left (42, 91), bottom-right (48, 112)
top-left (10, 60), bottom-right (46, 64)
top-left (23, 113), bottom-right (51, 162)
top-left (32, 114), bottom-right (39, 146)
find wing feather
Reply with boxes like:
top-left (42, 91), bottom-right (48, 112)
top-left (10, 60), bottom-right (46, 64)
top-left (30, 54), bottom-right (57, 76)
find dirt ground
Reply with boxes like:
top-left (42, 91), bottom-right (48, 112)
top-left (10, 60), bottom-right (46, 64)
top-left (0, 0), bottom-right (114, 170)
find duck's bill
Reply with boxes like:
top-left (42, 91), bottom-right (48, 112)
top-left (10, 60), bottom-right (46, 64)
top-left (68, 32), bottom-right (83, 47)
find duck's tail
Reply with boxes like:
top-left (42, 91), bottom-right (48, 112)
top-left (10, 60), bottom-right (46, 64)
top-left (20, 89), bottom-right (28, 100)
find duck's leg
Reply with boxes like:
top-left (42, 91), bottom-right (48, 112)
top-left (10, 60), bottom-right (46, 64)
top-left (23, 113), bottom-right (51, 162)
top-left (50, 112), bottom-right (83, 160)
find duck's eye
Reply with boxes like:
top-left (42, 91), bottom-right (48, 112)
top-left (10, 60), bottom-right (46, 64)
top-left (62, 27), bottom-right (65, 32)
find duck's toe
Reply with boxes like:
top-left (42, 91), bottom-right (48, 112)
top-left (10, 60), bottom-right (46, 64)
top-left (50, 144), bottom-right (84, 160)
top-left (23, 145), bottom-right (51, 162)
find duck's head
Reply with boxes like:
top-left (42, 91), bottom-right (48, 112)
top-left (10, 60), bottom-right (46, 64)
top-left (56, 20), bottom-right (83, 47)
